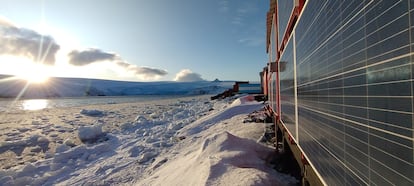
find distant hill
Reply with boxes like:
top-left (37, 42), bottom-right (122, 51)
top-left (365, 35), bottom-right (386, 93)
top-left (0, 75), bottom-right (234, 98)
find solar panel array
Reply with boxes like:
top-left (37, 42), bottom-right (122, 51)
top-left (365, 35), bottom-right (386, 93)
top-left (276, 0), bottom-right (413, 185)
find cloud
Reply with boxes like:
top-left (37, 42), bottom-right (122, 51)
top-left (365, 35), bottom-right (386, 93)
top-left (174, 69), bottom-right (204, 82)
top-left (67, 48), bottom-right (168, 80)
top-left (68, 48), bottom-right (117, 66)
top-left (116, 61), bottom-right (168, 80)
top-left (0, 20), bottom-right (60, 65)
top-left (133, 67), bottom-right (168, 78)
top-left (0, 16), bottom-right (15, 27)
top-left (0, 17), bottom-right (167, 81)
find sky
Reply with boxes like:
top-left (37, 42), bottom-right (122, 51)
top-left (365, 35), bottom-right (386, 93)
top-left (0, 0), bottom-right (268, 82)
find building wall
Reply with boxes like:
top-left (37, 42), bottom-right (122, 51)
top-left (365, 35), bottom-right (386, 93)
top-left (275, 0), bottom-right (413, 185)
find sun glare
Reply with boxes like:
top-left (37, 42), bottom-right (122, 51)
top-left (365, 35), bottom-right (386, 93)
top-left (0, 56), bottom-right (51, 84)
top-left (18, 72), bottom-right (50, 83)
top-left (17, 63), bottom-right (51, 84)
top-left (22, 99), bottom-right (49, 110)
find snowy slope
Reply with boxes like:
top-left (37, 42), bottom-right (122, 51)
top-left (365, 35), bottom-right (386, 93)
top-left (0, 95), bottom-right (297, 185)
top-left (0, 75), bottom-right (233, 98)
top-left (138, 96), bottom-right (297, 186)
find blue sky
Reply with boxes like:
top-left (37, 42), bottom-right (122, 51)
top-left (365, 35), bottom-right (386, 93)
top-left (0, 0), bottom-right (268, 82)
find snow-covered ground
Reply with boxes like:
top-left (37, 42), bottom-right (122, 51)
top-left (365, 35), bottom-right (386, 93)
top-left (0, 95), bottom-right (297, 186)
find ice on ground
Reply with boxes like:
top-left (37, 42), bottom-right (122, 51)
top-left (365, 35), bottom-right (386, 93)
top-left (78, 124), bottom-right (106, 143)
top-left (0, 95), bottom-right (297, 185)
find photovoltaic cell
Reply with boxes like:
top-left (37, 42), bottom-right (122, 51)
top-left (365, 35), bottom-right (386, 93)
top-left (275, 0), bottom-right (414, 185)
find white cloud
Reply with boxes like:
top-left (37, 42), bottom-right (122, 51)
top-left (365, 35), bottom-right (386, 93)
top-left (0, 16), bottom-right (15, 27)
top-left (0, 16), bottom-right (168, 81)
top-left (174, 69), bottom-right (204, 82)
top-left (68, 48), bottom-right (117, 66)
top-left (0, 20), bottom-right (60, 65)
top-left (116, 61), bottom-right (168, 80)
top-left (67, 48), bottom-right (168, 81)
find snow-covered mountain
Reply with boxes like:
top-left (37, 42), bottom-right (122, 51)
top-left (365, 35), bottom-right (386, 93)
top-left (0, 75), bottom-right (234, 98)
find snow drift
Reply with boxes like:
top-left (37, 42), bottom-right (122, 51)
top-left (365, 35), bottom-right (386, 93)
top-left (139, 131), bottom-right (296, 186)
top-left (0, 95), bottom-right (297, 185)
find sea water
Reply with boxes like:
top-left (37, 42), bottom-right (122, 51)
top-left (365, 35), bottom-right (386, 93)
top-left (0, 95), bottom-right (189, 112)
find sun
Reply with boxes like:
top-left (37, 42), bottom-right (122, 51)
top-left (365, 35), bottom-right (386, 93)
top-left (18, 72), bottom-right (50, 83)
top-left (16, 63), bottom-right (51, 84)
top-left (0, 56), bottom-right (51, 84)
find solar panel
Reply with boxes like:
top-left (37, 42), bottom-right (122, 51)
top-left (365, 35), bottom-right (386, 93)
top-left (274, 0), bottom-right (414, 185)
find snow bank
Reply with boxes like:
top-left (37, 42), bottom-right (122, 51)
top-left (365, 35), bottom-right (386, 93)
top-left (139, 131), bottom-right (297, 186)
top-left (182, 96), bottom-right (263, 136)
top-left (0, 95), bottom-right (297, 185)
top-left (230, 94), bottom-right (256, 106)
top-left (138, 96), bottom-right (298, 185)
